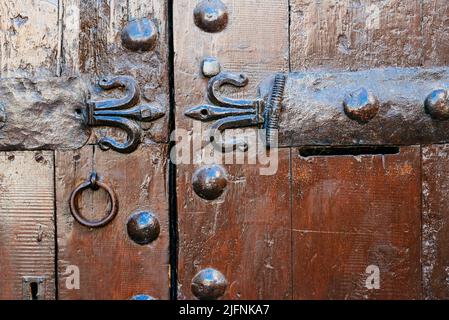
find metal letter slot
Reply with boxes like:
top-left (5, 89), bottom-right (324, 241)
top-left (186, 67), bottom-right (449, 149)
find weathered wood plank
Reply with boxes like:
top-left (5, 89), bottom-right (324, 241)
top-left (174, 0), bottom-right (291, 300)
top-left (422, 0), bottom-right (449, 66)
top-left (0, 151), bottom-right (55, 300)
top-left (292, 147), bottom-right (422, 299)
top-left (61, 0), bottom-right (169, 143)
top-left (56, 145), bottom-right (169, 299)
top-left (420, 0), bottom-right (449, 300)
top-left (422, 145), bottom-right (449, 299)
top-left (290, 0), bottom-right (422, 70)
top-left (174, 0), bottom-right (289, 132)
top-left (0, 0), bottom-right (60, 77)
top-left (177, 149), bottom-right (292, 299)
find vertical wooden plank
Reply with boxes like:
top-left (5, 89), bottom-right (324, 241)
top-left (0, 0), bottom-right (60, 77)
top-left (0, 152), bottom-right (55, 300)
top-left (422, 145), bottom-right (449, 299)
top-left (289, 0), bottom-right (428, 299)
top-left (421, 0), bottom-right (449, 299)
top-left (177, 151), bottom-right (292, 300)
top-left (174, 0), bottom-right (291, 299)
top-left (56, 145), bottom-right (169, 300)
top-left (61, 0), bottom-right (169, 142)
top-left (292, 147), bottom-right (422, 299)
top-left (174, 0), bottom-right (289, 131)
top-left (290, 0), bottom-right (422, 70)
top-left (422, 0), bottom-right (449, 66)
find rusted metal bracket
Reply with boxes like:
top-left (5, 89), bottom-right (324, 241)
top-left (185, 71), bottom-right (286, 150)
top-left (186, 67), bottom-right (449, 149)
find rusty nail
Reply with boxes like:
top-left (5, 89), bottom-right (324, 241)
top-left (425, 89), bottom-right (449, 120)
top-left (191, 268), bottom-right (227, 300)
top-left (194, 0), bottom-right (228, 33)
top-left (343, 88), bottom-right (380, 124)
top-left (192, 165), bottom-right (228, 201)
top-left (121, 18), bottom-right (158, 52)
top-left (34, 152), bottom-right (45, 163)
top-left (127, 211), bottom-right (160, 245)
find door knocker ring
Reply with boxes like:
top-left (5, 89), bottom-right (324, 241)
top-left (69, 171), bottom-right (119, 228)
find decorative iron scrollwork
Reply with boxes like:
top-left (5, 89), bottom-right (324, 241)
top-left (85, 76), bottom-right (165, 153)
top-left (185, 71), bottom-right (286, 151)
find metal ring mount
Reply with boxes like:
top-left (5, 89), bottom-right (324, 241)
top-left (69, 171), bottom-right (118, 228)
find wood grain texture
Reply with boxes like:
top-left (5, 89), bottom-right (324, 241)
top-left (0, 152), bottom-right (55, 300)
top-left (422, 0), bottom-right (449, 66)
top-left (56, 145), bottom-right (169, 300)
top-left (422, 145), bottom-right (449, 299)
top-left (0, 0), bottom-right (60, 77)
top-left (292, 147), bottom-right (422, 299)
top-left (177, 149), bottom-right (292, 300)
top-left (174, 0), bottom-right (291, 300)
top-left (290, 0), bottom-right (422, 70)
top-left (420, 0), bottom-right (449, 300)
top-left (61, 0), bottom-right (169, 143)
top-left (174, 0), bottom-right (289, 131)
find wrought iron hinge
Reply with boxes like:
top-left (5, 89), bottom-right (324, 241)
top-left (85, 76), bottom-right (164, 153)
top-left (185, 71), bottom-right (286, 151)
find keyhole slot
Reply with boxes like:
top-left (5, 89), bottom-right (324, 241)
top-left (29, 281), bottom-right (39, 300)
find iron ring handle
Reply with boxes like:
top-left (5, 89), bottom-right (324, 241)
top-left (69, 172), bottom-right (119, 228)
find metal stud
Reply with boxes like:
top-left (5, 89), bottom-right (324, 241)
top-left (343, 88), bottom-right (380, 124)
top-left (130, 294), bottom-right (156, 300)
top-left (201, 57), bottom-right (221, 78)
top-left (127, 211), bottom-right (160, 245)
top-left (425, 89), bottom-right (449, 120)
top-left (121, 18), bottom-right (158, 52)
top-left (191, 268), bottom-right (227, 300)
top-left (193, 0), bottom-right (228, 33)
top-left (192, 165), bottom-right (228, 200)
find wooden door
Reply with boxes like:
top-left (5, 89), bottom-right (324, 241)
top-left (0, 0), bottom-right (170, 300)
top-left (174, 0), bottom-right (449, 300)
top-left (1, 0), bottom-right (449, 301)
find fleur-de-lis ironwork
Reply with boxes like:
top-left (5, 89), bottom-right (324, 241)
top-left (184, 71), bottom-right (286, 151)
top-left (85, 76), bottom-right (165, 153)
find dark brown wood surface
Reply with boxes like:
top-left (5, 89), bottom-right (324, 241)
top-left (289, 0), bottom-right (449, 300)
top-left (52, 0), bottom-right (171, 300)
top-left (56, 145), bottom-right (169, 299)
top-left (177, 150), bottom-right (292, 299)
top-left (292, 147), bottom-right (422, 299)
top-left (2, 0), bottom-right (449, 301)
